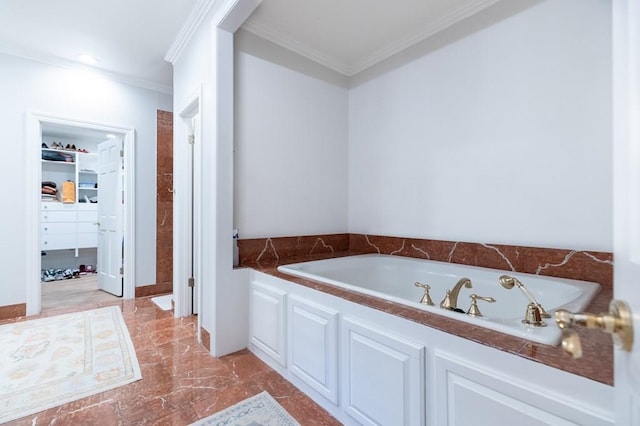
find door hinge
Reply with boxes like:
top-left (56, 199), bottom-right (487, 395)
top-left (119, 266), bottom-right (124, 275)
top-left (188, 134), bottom-right (195, 145)
top-left (188, 277), bottom-right (195, 288)
top-left (120, 149), bottom-right (124, 158)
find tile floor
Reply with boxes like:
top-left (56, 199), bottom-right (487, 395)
top-left (3, 297), bottom-right (341, 425)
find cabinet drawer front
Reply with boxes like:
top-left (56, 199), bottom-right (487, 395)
top-left (41, 210), bottom-right (76, 222)
top-left (77, 222), bottom-right (98, 233)
top-left (41, 203), bottom-right (76, 211)
top-left (41, 234), bottom-right (76, 250)
top-left (77, 211), bottom-right (98, 222)
top-left (41, 222), bottom-right (76, 234)
top-left (77, 232), bottom-right (97, 248)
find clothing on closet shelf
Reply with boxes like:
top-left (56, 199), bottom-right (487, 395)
top-left (41, 181), bottom-right (58, 202)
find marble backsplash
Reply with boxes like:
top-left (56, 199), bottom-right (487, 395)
top-left (238, 233), bottom-right (613, 288)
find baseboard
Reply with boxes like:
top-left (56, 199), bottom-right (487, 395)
top-left (0, 303), bottom-right (27, 321)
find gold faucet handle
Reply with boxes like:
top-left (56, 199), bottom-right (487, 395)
top-left (560, 329), bottom-right (583, 359)
top-left (414, 282), bottom-right (434, 306)
top-left (554, 300), bottom-right (633, 354)
top-left (466, 294), bottom-right (496, 317)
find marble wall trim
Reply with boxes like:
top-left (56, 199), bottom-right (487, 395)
top-left (238, 234), bottom-right (350, 265)
top-left (0, 303), bottom-right (26, 320)
top-left (201, 327), bottom-right (211, 351)
top-left (135, 283), bottom-right (173, 298)
top-left (239, 233), bottom-right (612, 288)
top-left (156, 110), bottom-right (173, 287)
top-left (349, 234), bottom-right (613, 288)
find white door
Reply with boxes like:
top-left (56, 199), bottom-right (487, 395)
top-left (613, 0), bottom-right (640, 424)
top-left (97, 139), bottom-right (123, 296)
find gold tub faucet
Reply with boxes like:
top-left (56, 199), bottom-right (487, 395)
top-left (440, 277), bottom-right (473, 310)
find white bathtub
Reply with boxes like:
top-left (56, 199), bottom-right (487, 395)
top-left (277, 254), bottom-right (601, 345)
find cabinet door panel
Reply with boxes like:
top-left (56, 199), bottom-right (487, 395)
top-left (434, 352), bottom-right (612, 426)
top-left (342, 317), bottom-right (425, 426)
top-left (249, 282), bottom-right (286, 366)
top-left (288, 296), bottom-right (339, 404)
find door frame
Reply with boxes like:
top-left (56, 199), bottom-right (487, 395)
top-left (25, 113), bottom-right (136, 315)
top-left (174, 88), bottom-right (202, 323)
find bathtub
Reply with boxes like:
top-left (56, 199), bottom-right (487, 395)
top-left (277, 254), bottom-right (600, 345)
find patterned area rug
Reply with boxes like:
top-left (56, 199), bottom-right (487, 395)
top-left (0, 306), bottom-right (141, 423)
top-left (191, 391), bottom-right (300, 426)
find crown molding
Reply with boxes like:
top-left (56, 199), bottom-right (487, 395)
top-left (0, 44), bottom-right (172, 94)
top-left (241, 18), bottom-right (351, 76)
top-left (165, 0), bottom-right (217, 64)
top-left (242, 0), bottom-right (499, 77)
top-left (348, 0), bottom-right (500, 75)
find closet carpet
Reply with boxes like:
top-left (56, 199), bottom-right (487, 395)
top-left (41, 274), bottom-right (121, 311)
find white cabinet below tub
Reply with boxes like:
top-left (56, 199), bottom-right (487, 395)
top-left (249, 281), bottom-right (287, 367)
top-left (342, 317), bottom-right (425, 426)
top-left (434, 352), bottom-right (609, 426)
top-left (288, 296), bottom-right (339, 405)
top-left (247, 271), bottom-right (613, 426)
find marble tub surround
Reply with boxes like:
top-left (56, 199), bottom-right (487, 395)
top-left (238, 233), bottom-right (350, 265)
top-left (240, 233), bottom-right (614, 386)
top-left (239, 233), bottom-right (613, 289)
top-left (348, 234), bottom-right (613, 289)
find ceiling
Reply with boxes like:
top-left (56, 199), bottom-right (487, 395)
top-left (0, 0), bottom-right (498, 91)
top-left (242, 0), bottom-right (499, 76)
top-left (0, 0), bottom-right (196, 92)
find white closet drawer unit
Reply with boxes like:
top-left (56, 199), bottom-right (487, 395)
top-left (41, 203), bottom-right (76, 211)
top-left (77, 232), bottom-right (98, 248)
top-left (41, 234), bottom-right (76, 250)
top-left (77, 222), bottom-right (99, 233)
top-left (77, 210), bottom-right (98, 222)
top-left (41, 210), bottom-right (76, 223)
top-left (41, 222), bottom-right (76, 235)
top-left (40, 205), bottom-right (77, 250)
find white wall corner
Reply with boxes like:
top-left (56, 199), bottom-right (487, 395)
top-left (165, 0), bottom-right (217, 64)
top-left (165, 0), bottom-right (262, 64)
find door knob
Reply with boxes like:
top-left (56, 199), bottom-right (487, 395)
top-left (554, 300), bottom-right (633, 358)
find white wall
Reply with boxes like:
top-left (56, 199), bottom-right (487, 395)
top-left (234, 29), bottom-right (349, 238)
top-left (172, 0), bottom-right (263, 356)
top-left (172, 5), bottom-right (215, 330)
top-left (348, 0), bottom-right (612, 251)
top-left (0, 53), bottom-right (170, 307)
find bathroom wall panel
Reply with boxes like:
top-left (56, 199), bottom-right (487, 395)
top-left (347, 0), bottom-right (612, 252)
top-left (234, 30), bottom-right (349, 239)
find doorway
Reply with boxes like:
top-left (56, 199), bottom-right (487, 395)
top-left (25, 114), bottom-right (136, 315)
top-left (174, 92), bottom-right (201, 324)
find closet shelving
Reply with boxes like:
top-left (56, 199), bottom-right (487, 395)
top-left (41, 146), bottom-right (98, 254)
